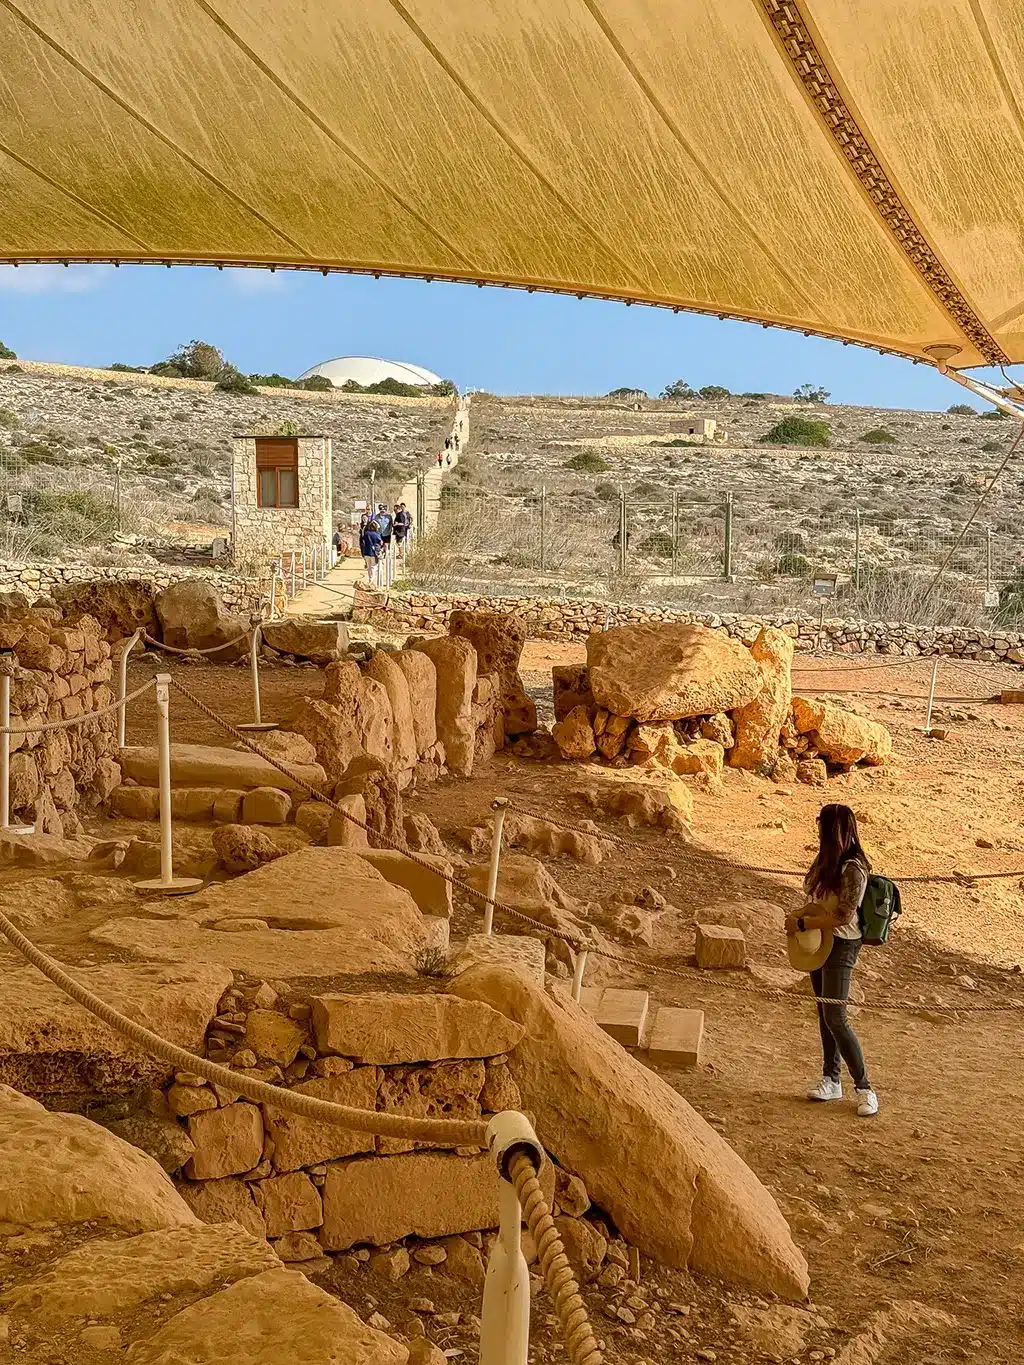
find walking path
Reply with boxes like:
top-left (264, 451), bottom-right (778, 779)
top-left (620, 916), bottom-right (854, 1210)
top-left (285, 400), bottom-right (469, 619)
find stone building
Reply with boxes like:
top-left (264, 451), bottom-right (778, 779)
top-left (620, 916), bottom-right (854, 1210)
top-left (230, 435), bottom-right (332, 568)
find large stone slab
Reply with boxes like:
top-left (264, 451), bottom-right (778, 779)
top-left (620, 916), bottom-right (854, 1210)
top-left (120, 743), bottom-right (326, 793)
top-left (311, 992), bottom-right (524, 1064)
top-left (449, 965), bottom-right (809, 1299)
top-left (453, 933), bottom-right (546, 982)
top-left (393, 648), bottom-right (437, 755)
top-left (0, 1222), bottom-right (278, 1327)
top-left (366, 650), bottom-right (418, 778)
top-left (0, 1086), bottom-right (198, 1233)
top-left (791, 697), bottom-right (892, 766)
top-left (0, 963), bottom-right (230, 1097)
top-left (730, 626), bottom-right (794, 773)
top-left (124, 1266), bottom-right (407, 1365)
top-left (261, 616), bottom-right (348, 663)
top-left (155, 580), bottom-right (249, 661)
top-left (411, 636), bottom-right (477, 777)
top-left (91, 848), bottom-right (430, 979)
top-left (358, 848), bottom-right (453, 919)
top-left (587, 622), bottom-right (762, 723)
top-left (447, 609), bottom-right (537, 736)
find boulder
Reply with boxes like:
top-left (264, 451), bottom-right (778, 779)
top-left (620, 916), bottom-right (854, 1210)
top-left (260, 616), bottom-right (348, 663)
top-left (334, 758), bottom-right (403, 848)
top-left (410, 636), bottom-right (477, 777)
top-left (392, 648), bottom-right (437, 755)
top-left (403, 812), bottom-right (446, 855)
top-left (587, 622), bottom-right (762, 722)
top-left (295, 800), bottom-right (334, 842)
top-left (447, 609), bottom-right (537, 736)
top-left (366, 650), bottom-right (418, 780)
top-left (0, 1086), bottom-right (198, 1233)
top-left (358, 848), bottom-right (453, 918)
top-left (241, 787), bottom-right (292, 825)
top-left (154, 580), bottom-right (249, 662)
top-left (503, 810), bottom-right (604, 865)
top-left (552, 705), bottom-right (596, 760)
top-left (101, 1112), bottom-right (195, 1176)
top-left (791, 698), bottom-right (892, 766)
top-left (212, 824), bottom-right (284, 874)
top-left (282, 697), bottom-right (363, 780)
top-left (577, 771), bottom-right (693, 832)
top-left (552, 664), bottom-right (594, 721)
top-left (449, 966), bottom-right (809, 1299)
top-left (731, 627), bottom-right (795, 774)
top-left (52, 579), bottom-right (158, 644)
top-left (121, 1266), bottom-right (407, 1365)
top-left (462, 852), bottom-right (586, 947)
top-left (310, 992), bottom-right (523, 1063)
top-left (326, 792), bottom-right (371, 849)
top-left (797, 757), bottom-right (827, 786)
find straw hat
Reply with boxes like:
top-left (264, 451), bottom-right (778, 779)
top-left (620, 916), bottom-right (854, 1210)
top-left (786, 925), bottom-right (834, 973)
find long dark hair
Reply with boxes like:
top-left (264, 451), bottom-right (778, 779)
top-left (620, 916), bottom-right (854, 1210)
top-left (806, 804), bottom-right (871, 898)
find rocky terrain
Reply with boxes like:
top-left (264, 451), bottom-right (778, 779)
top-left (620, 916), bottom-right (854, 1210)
top-left (0, 361), bottom-right (451, 561)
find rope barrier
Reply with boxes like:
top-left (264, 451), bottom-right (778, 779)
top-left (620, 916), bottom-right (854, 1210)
top-left (0, 678), bottom-right (157, 735)
top-left (142, 630), bottom-right (254, 657)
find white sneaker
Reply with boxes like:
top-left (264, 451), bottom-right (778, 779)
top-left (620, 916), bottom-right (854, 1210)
top-left (807, 1078), bottom-right (843, 1102)
top-left (856, 1088), bottom-right (879, 1117)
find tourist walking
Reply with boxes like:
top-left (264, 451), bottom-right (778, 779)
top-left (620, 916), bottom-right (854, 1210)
top-left (376, 503), bottom-right (393, 548)
top-left (394, 503), bottom-right (412, 551)
top-left (360, 517), bottom-right (383, 584)
top-left (785, 803), bottom-right (878, 1117)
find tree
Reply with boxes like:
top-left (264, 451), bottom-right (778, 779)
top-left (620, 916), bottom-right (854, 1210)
top-left (431, 379), bottom-right (457, 397)
top-left (213, 365), bottom-right (258, 395)
top-left (698, 384), bottom-right (730, 400)
top-left (161, 339), bottom-right (226, 380)
top-left (0, 341), bottom-right (16, 360)
top-left (607, 386), bottom-right (647, 398)
top-left (661, 379), bottom-right (693, 400)
top-left (794, 383), bottom-right (830, 403)
top-left (761, 416), bottom-right (831, 447)
top-left (295, 375), bottom-right (333, 391)
top-left (947, 403), bottom-right (976, 416)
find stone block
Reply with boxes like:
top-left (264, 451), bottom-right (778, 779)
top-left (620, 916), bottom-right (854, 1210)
top-left (262, 1067), bottom-right (379, 1172)
top-left (212, 789), bottom-right (245, 823)
top-left (242, 787), bottom-right (292, 825)
top-left (185, 1103), bottom-right (264, 1180)
top-left (646, 1007), bottom-right (705, 1068)
top-left (358, 849), bottom-right (453, 919)
top-left (576, 986), bottom-right (605, 1015)
top-left (170, 787), bottom-right (222, 822)
top-left (695, 923), bottom-right (746, 970)
top-left (421, 916), bottom-right (450, 954)
top-left (256, 1171), bottom-right (323, 1237)
top-left (453, 933), bottom-right (546, 983)
top-left (243, 1008), bottom-right (306, 1067)
top-left (110, 785), bottom-right (160, 821)
top-left (595, 988), bottom-right (649, 1047)
top-left (326, 794), bottom-right (370, 849)
top-left (310, 993), bottom-right (523, 1064)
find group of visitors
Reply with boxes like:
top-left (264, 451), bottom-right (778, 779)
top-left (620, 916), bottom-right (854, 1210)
top-left (357, 502), bottom-right (412, 582)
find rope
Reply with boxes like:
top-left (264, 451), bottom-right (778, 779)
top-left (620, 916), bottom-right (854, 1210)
top-left (510, 1150), bottom-right (603, 1365)
top-left (0, 679), bottom-right (157, 734)
top-left (142, 630), bottom-right (253, 657)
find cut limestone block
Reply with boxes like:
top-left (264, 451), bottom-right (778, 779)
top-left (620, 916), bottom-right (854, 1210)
top-left (241, 787), bottom-right (292, 825)
top-left (595, 989), bottom-right (649, 1047)
top-left (421, 916), bottom-right (450, 954)
top-left (695, 924), bottom-right (746, 970)
top-left (185, 1104), bottom-right (263, 1180)
top-left (120, 744), bottom-right (325, 794)
top-left (358, 849), bottom-right (453, 919)
top-left (577, 986), bottom-right (605, 1015)
top-left (453, 933), bottom-right (545, 983)
top-left (646, 1007), bottom-right (705, 1069)
top-left (310, 993), bottom-right (523, 1064)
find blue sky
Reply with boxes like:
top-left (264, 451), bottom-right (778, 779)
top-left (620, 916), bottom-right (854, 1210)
top-left (0, 262), bottom-right (1006, 411)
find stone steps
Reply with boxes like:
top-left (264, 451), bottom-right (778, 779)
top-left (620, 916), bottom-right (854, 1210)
top-left (119, 743), bottom-right (324, 794)
top-left (580, 986), bottom-right (704, 1070)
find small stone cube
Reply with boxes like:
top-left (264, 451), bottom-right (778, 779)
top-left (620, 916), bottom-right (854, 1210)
top-left (694, 923), bottom-right (746, 970)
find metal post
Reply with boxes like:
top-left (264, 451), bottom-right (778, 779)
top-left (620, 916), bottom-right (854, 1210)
top-left (854, 508), bottom-right (862, 590)
top-left (237, 626), bottom-right (278, 732)
top-left (0, 666), bottom-right (34, 834)
top-left (301, 547), bottom-right (308, 589)
top-left (986, 526), bottom-right (993, 593)
top-left (133, 674), bottom-right (202, 895)
top-left (268, 563), bottom-right (279, 620)
top-left (369, 469), bottom-right (376, 516)
top-left (416, 473), bottom-right (426, 542)
top-left (289, 552), bottom-right (296, 597)
top-left (723, 491), bottom-right (734, 581)
top-left (483, 798), bottom-right (508, 935)
top-left (924, 657), bottom-right (939, 735)
top-left (671, 490), bottom-right (679, 578)
top-left (539, 485), bottom-right (547, 572)
top-left (617, 489), bottom-right (627, 576)
top-left (117, 629), bottom-right (142, 748)
top-left (571, 948), bottom-right (588, 1003)
top-left (481, 1113), bottom-right (543, 1365)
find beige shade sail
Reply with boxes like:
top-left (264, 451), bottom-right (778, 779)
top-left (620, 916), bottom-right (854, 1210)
top-left (2, 0), bottom-right (1023, 369)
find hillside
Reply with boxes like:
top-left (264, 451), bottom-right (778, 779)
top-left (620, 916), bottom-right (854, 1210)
top-left (0, 361), bottom-right (451, 563)
top-left (422, 393), bottom-right (1023, 625)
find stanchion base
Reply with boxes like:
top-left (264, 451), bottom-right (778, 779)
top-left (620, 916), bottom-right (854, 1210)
top-left (1, 823), bottom-right (35, 836)
top-left (133, 876), bottom-right (204, 896)
top-left (236, 722), bottom-right (279, 732)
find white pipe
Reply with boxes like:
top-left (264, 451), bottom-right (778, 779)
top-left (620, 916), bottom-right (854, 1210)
top-left (571, 949), bottom-right (588, 1002)
top-left (133, 673), bottom-right (201, 895)
top-left (0, 671), bottom-right (10, 830)
top-left (480, 1112), bottom-right (542, 1365)
top-left (290, 553), bottom-right (296, 597)
top-left (268, 563), bottom-right (279, 620)
top-left (483, 800), bottom-right (508, 935)
top-left (117, 629), bottom-right (141, 749)
top-left (925, 657), bottom-right (939, 734)
top-left (249, 625), bottom-right (263, 724)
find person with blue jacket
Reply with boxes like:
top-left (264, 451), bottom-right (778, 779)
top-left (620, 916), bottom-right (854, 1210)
top-left (360, 518), bottom-right (383, 583)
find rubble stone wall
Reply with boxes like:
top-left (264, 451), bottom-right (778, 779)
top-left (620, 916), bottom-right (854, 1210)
top-left (0, 562), bottom-right (267, 615)
top-left (355, 586), bottom-right (1024, 663)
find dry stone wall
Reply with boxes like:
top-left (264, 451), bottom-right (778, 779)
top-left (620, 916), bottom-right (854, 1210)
top-left (355, 586), bottom-right (1024, 663)
top-left (0, 562), bottom-right (266, 616)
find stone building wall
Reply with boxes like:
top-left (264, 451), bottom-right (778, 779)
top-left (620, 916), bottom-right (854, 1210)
top-left (0, 562), bottom-right (266, 615)
top-left (231, 436), bottom-right (332, 569)
top-left (354, 586), bottom-right (1024, 664)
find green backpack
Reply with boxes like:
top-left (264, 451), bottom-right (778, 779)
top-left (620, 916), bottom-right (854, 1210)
top-left (858, 875), bottom-right (902, 946)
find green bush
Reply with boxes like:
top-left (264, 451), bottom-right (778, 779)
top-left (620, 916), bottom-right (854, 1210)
top-left (661, 379), bottom-right (693, 399)
top-left (775, 530), bottom-right (806, 553)
top-left (138, 414), bottom-right (155, 430)
top-left (108, 362), bottom-right (147, 373)
top-left (0, 341), bottom-right (16, 360)
top-left (980, 408), bottom-right (1010, 420)
top-left (794, 383), bottom-right (830, 402)
top-left (860, 427), bottom-right (897, 443)
top-left (431, 379), bottom-right (458, 396)
top-left (145, 450), bottom-right (175, 467)
top-left (247, 372), bottom-right (294, 388)
top-left (564, 451), bottom-right (610, 473)
top-left (698, 384), bottom-right (730, 400)
top-left (594, 482), bottom-right (617, 501)
top-left (981, 440), bottom-right (1004, 453)
top-left (947, 403), bottom-right (976, 416)
top-left (214, 367), bottom-right (258, 395)
top-left (662, 437), bottom-right (704, 447)
top-left (295, 375), bottom-right (334, 391)
top-left (0, 409), bottom-right (19, 429)
top-left (163, 339), bottom-right (225, 380)
top-left (776, 552), bottom-right (811, 576)
top-left (606, 386), bottom-right (647, 398)
top-left (761, 416), bottom-right (831, 447)
top-left (23, 488), bottom-right (119, 542)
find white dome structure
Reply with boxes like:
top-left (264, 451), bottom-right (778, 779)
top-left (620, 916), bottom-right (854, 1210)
top-left (297, 356), bottom-right (443, 389)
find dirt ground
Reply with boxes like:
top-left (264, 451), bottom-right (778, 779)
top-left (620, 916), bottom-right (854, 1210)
top-left (9, 645), bottom-right (1024, 1363)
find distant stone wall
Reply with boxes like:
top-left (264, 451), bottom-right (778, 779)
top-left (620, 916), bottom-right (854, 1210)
top-left (354, 586), bottom-right (1024, 663)
top-left (0, 561), bottom-right (267, 615)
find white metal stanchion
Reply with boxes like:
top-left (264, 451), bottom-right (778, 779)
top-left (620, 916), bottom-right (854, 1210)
top-left (290, 553), bottom-right (296, 597)
top-left (237, 625), bottom-right (278, 733)
top-left (301, 547), bottom-right (308, 589)
top-left (133, 673), bottom-right (203, 895)
top-left (924, 657), bottom-right (939, 735)
top-left (483, 798), bottom-right (508, 935)
top-left (117, 629), bottom-right (142, 749)
top-left (0, 663), bottom-right (34, 835)
top-left (267, 563), bottom-right (279, 620)
top-left (480, 1112), bottom-right (543, 1365)
top-left (571, 948), bottom-right (589, 1003)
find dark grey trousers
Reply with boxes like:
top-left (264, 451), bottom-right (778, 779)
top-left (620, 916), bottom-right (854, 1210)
top-left (810, 938), bottom-right (871, 1090)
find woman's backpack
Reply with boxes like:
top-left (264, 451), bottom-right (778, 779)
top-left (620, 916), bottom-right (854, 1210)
top-left (858, 875), bottom-right (902, 945)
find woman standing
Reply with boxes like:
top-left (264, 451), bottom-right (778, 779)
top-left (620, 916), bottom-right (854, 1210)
top-left (786, 804), bottom-right (879, 1117)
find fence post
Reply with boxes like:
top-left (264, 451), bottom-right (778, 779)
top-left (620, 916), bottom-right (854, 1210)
top-left (924, 658), bottom-right (939, 736)
top-left (416, 474), bottom-right (426, 542)
top-left (369, 469), bottom-right (376, 516)
top-left (671, 490), bottom-right (679, 578)
top-left (289, 552), bottom-right (296, 598)
top-left (854, 508), bottom-right (862, 590)
top-left (986, 526), bottom-right (993, 593)
top-left (133, 673), bottom-right (203, 896)
top-left (617, 489), bottom-right (627, 576)
top-left (483, 798), bottom-right (508, 935)
top-left (0, 661), bottom-right (34, 835)
top-left (238, 626), bottom-right (278, 733)
top-left (539, 485), bottom-right (547, 572)
top-left (117, 629), bottom-right (142, 749)
top-left (480, 1112), bottom-right (544, 1365)
top-left (723, 491), bottom-right (734, 581)
top-left (571, 947), bottom-right (588, 1002)
top-left (301, 547), bottom-right (308, 590)
top-left (268, 563), bottom-right (279, 620)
